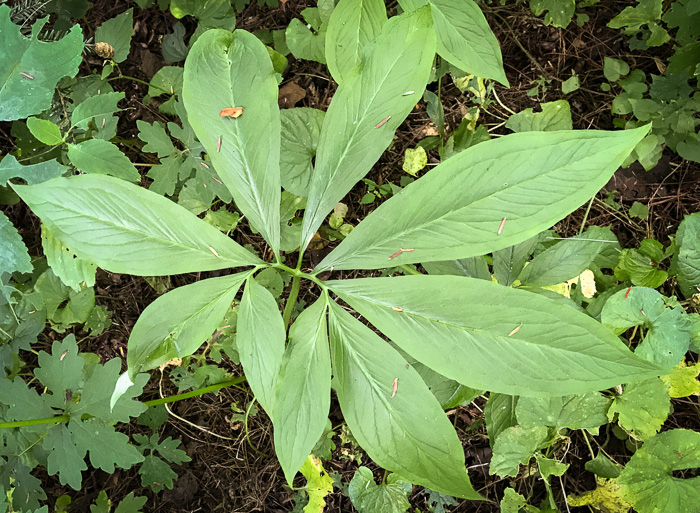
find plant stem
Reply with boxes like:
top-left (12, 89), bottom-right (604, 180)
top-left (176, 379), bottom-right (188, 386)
top-left (110, 74), bottom-right (172, 96)
top-left (282, 268), bottom-right (303, 330)
top-left (398, 264), bottom-right (422, 276)
top-left (0, 377), bottom-right (247, 430)
top-left (578, 196), bottom-right (595, 235)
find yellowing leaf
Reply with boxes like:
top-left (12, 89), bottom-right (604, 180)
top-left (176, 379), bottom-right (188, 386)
top-left (568, 477), bottom-right (631, 513)
top-left (567, 269), bottom-right (597, 298)
top-left (403, 146), bottom-right (427, 176)
top-left (300, 455), bottom-right (334, 513)
top-left (660, 359), bottom-right (700, 398)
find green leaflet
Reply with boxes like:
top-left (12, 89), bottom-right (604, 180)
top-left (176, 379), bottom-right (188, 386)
top-left (183, 29), bottom-right (281, 252)
top-left (0, 5), bottom-right (84, 121)
top-left (618, 429), bottom-right (700, 513)
top-left (327, 301), bottom-right (480, 499)
top-left (429, 0), bottom-right (508, 85)
top-left (518, 226), bottom-right (619, 287)
top-left (127, 272), bottom-right (250, 375)
top-left (489, 425), bottom-right (548, 477)
top-left (274, 297), bottom-right (331, 484)
top-left (325, 0), bottom-right (387, 84)
top-left (348, 467), bottom-right (411, 513)
top-left (317, 126), bottom-right (650, 271)
top-left (67, 139), bottom-right (140, 182)
top-left (515, 393), bottom-right (611, 431)
top-left (301, 7), bottom-right (436, 251)
top-left (26, 117), bottom-right (63, 145)
top-left (506, 100), bottom-right (573, 132)
top-left (422, 256), bottom-right (491, 280)
top-left (237, 277), bottom-right (285, 419)
top-left (13, 175), bottom-right (261, 275)
top-left (671, 212), bottom-right (700, 298)
top-left (493, 233), bottom-right (541, 287)
top-left (608, 377), bottom-right (671, 441)
top-left (0, 211), bottom-right (32, 278)
top-left (484, 393), bottom-right (518, 446)
top-left (328, 276), bottom-right (661, 396)
top-left (0, 154), bottom-right (65, 186)
top-left (71, 91), bottom-right (125, 130)
top-left (279, 108), bottom-right (325, 196)
top-left (95, 8), bottom-right (133, 63)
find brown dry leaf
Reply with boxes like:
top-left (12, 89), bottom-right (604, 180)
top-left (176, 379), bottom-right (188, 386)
top-left (308, 232), bottom-right (328, 250)
top-left (220, 107), bottom-right (244, 118)
top-left (278, 80), bottom-right (306, 108)
top-left (421, 123), bottom-right (439, 137)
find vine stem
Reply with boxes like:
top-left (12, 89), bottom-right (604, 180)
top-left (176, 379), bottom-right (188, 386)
top-left (281, 251), bottom-right (305, 330)
top-left (0, 376), bottom-right (246, 430)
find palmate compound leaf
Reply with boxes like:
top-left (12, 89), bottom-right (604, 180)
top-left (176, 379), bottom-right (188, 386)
top-left (12, 175), bottom-right (261, 276)
top-left (316, 125), bottom-right (650, 272)
top-left (127, 272), bottom-right (251, 376)
top-left (327, 300), bottom-right (481, 499)
top-left (273, 297), bottom-right (331, 484)
top-left (0, 5), bottom-right (83, 121)
top-left (300, 7), bottom-right (437, 252)
top-left (617, 429), bottom-right (700, 513)
top-left (327, 276), bottom-right (662, 397)
top-left (183, 28), bottom-right (281, 253)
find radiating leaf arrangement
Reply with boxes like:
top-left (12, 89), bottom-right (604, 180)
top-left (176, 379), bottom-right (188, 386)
top-left (6, 0), bottom-right (680, 502)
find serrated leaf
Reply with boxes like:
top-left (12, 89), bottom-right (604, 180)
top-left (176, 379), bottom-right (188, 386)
top-left (506, 100), bottom-right (572, 132)
top-left (489, 425), bottom-right (548, 477)
top-left (0, 154), bottom-right (65, 187)
top-left (26, 117), bottom-right (63, 145)
top-left (280, 108), bottom-right (325, 196)
top-left (183, 29), bottom-right (281, 252)
top-left (0, 212), bottom-right (31, 278)
top-left (274, 298), bottom-right (331, 484)
top-left (237, 277), bottom-right (285, 418)
top-left (41, 224), bottom-right (97, 291)
top-left (0, 5), bottom-right (84, 121)
top-left (317, 126), bottom-right (650, 271)
top-left (13, 175), bottom-right (262, 275)
top-left (602, 287), bottom-right (690, 367)
top-left (71, 92), bottom-right (124, 130)
top-left (43, 424), bottom-right (87, 490)
top-left (530, 0), bottom-right (575, 28)
top-left (128, 272), bottom-right (249, 375)
top-left (95, 8), bottom-right (133, 63)
top-left (70, 418), bottom-right (144, 473)
top-left (114, 492), bottom-right (147, 513)
top-left (660, 359), bottom-right (700, 398)
top-left (67, 139), bottom-right (140, 182)
top-left (617, 429), bottom-right (700, 513)
top-left (500, 488), bottom-right (529, 513)
top-left (137, 120), bottom-right (175, 158)
top-left (34, 336), bottom-right (84, 406)
top-left (671, 212), bottom-right (700, 298)
top-left (327, 301), bottom-right (479, 499)
top-left (301, 8), bottom-right (436, 251)
top-left (139, 454), bottom-right (178, 492)
top-left (608, 378), bottom-right (670, 441)
top-left (348, 467), bottom-right (411, 513)
top-left (0, 375), bottom-right (55, 421)
top-left (325, 0), bottom-right (387, 84)
top-left (286, 3), bottom-right (333, 63)
top-left (536, 453), bottom-right (569, 478)
top-left (516, 392), bottom-right (611, 431)
top-left (299, 455), bottom-right (334, 513)
top-left (568, 477), bottom-right (631, 513)
top-left (328, 276), bottom-right (661, 396)
top-left (429, 0), bottom-right (508, 85)
top-left (615, 248), bottom-right (668, 288)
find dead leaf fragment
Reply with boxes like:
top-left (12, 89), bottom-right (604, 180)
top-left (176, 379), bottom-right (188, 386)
top-left (220, 107), bottom-right (244, 118)
top-left (278, 80), bottom-right (306, 108)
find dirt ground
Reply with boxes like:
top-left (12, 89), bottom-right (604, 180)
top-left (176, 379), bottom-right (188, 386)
top-left (1, 0), bottom-right (699, 511)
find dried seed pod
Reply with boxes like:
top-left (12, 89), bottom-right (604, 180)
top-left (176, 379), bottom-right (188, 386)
top-left (94, 42), bottom-right (115, 59)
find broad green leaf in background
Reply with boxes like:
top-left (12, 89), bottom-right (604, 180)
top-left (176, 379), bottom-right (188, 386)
top-left (518, 226), bottom-right (618, 287)
top-left (127, 272), bottom-right (250, 375)
top-left (0, 154), bottom-right (65, 186)
top-left (13, 175), bottom-right (262, 275)
top-left (0, 211), bottom-right (32, 278)
top-left (602, 287), bottom-right (690, 367)
top-left (237, 277), bottom-right (285, 418)
top-left (484, 393), bottom-right (519, 446)
top-left (515, 392), bottom-right (611, 431)
top-left (530, 0), bottom-right (575, 28)
top-left (183, 29), bottom-right (281, 252)
top-left (327, 301), bottom-right (480, 499)
top-left (429, 0), bottom-right (509, 85)
top-left (422, 256), bottom-right (491, 280)
top-left (316, 126), bottom-right (650, 271)
top-left (406, 357), bottom-right (481, 409)
top-left (615, 243), bottom-right (668, 288)
top-left (170, 0), bottom-right (236, 43)
top-left (274, 298), bottom-right (331, 484)
top-left (301, 8), bottom-right (436, 251)
top-left (41, 224), bottom-right (97, 291)
top-left (26, 117), bottom-right (63, 145)
top-left (348, 467), bottom-right (411, 513)
top-left (505, 100), bottom-right (573, 132)
top-left (325, 0), bottom-right (387, 84)
top-left (608, 378), bottom-right (670, 441)
top-left (489, 425), bottom-right (548, 477)
top-left (0, 5), bottom-right (84, 121)
top-left (162, 22), bottom-right (189, 63)
top-left (328, 276), bottom-right (661, 396)
top-left (148, 65), bottom-right (182, 115)
top-left (71, 91), bottom-right (124, 130)
top-left (671, 212), bottom-right (700, 298)
top-left (492, 234), bottom-right (541, 287)
top-left (286, 0), bottom-right (334, 64)
top-left (617, 429), bottom-right (700, 513)
top-left (67, 139), bottom-right (140, 182)
top-left (280, 108), bottom-right (325, 196)
top-left (35, 269), bottom-right (95, 330)
top-left (95, 8), bottom-right (133, 63)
